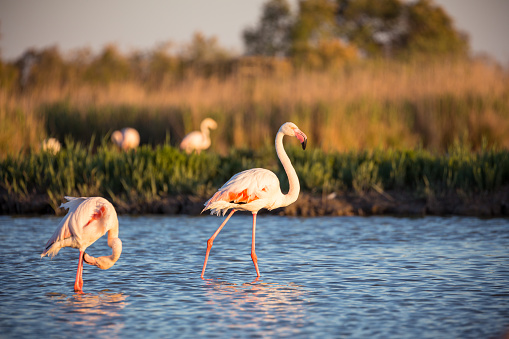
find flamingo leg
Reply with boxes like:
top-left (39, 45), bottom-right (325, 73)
top-left (251, 212), bottom-right (261, 277)
top-left (74, 251), bottom-right (84, 293)
top-left (201, 209), bottom-right (235, 279)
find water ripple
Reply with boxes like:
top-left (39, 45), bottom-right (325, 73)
top-left (0, 215), bottom-right (508, 338)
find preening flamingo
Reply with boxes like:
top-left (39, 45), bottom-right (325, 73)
top-left (111, 127), bottom-right (140, 151)
top-left (41, 138), bottom-right (61, 154)
top-left (41, 197), bottom-right (122, 292)
top-left (201, 122), bottom-right (307, 278)
top-left (180, 118), bottom-right (217, 154)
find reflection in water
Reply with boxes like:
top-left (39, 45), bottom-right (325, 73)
top-left (203, 278), bottom-right (310, 335)
top-left (1, 215), bottom-right (508, 338)
top-left (46, 291), bottom-right (128, 337)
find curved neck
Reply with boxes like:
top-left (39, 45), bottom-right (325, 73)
top-left (275, 131), bottom-right (300, 207)
top-left (200, 123), bottom-right (210, 136)
top-left (85, 226), bottom-right (122, 270)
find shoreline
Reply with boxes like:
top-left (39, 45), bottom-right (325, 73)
top-left (2, 188), bottom-right (508, 218)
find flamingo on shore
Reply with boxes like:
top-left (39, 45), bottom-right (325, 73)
top-left (111, 127), bottom-right (140, 151)
top-left (41, 138), bottom-right (61, 154)
top-left (201, 122), bottom-right (307, 279)
top-left (180, 118), bottom-right (217, 154)
top-left (41, 197), bottom-right (122, 293)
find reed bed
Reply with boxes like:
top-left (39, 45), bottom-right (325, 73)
top-left (1, 58), bottom-right (508, 158)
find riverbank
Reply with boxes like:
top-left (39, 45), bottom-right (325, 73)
top-left (2, 187), bottom-right (508, 218)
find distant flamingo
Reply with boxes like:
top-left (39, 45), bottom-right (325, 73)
top-left (41, 138), bottom-right (61, 154)
top-left (111, 127), bottom-right (140, 151)
top-left (201, 122), bottom-right (307, 278)
top-left (180, 118), bottom-right (217, 154)
top-left (41, 197), bottom-right (122, 293)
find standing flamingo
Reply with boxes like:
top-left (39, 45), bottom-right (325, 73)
top-left (201, 122), bottom-right (307, 279)
top-left (111, 127), bottom-right (140, 151)
top-left (180, 118), bottom-right (217, 154)
top-left (41, 197), bottom-right (122, 293)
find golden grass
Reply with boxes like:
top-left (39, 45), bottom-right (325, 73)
top-left (1, 57), bottom-right (508, 158)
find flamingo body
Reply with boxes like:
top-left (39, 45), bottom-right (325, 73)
top-left (41, 196), bottom-right (122, 292)
top-left (201, 122), bottom-right (307, 279)
top-left (204, 168), bottom-right (283, 216)
top-left (41, 138), bottom-right (61, 154)
top-left (180, 118), bottom-right (217, 154)
top-left (111, 127), bottom-right (140, 150)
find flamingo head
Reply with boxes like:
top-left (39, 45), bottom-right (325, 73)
top-left (201, 118), bottom-right (218, 130)
top-left (111, 130), bottom-right (123, 146)
top-left (280, 122), bottom-right (308, 150)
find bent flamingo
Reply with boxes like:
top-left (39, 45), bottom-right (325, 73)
top-left (41, 197), bottom-right (122, 292)
top-left (201, 122), bottom-right (307, 278)
top-left (41, 138), bottom-right (61, 154)
top-left (111, 127), bottom-right (140, 151)
top-left (180, 118), bottom-right (217, 154)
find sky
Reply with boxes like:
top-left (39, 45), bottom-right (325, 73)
top-left (1, 0), bottom-right (508, 66)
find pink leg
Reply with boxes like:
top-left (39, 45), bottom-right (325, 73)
top-left (74, 251), bottom-right (84, 293)
top-left (201, 210), bottom-right (235, 279)
top-left (251, 212), bottom-right (260, 277)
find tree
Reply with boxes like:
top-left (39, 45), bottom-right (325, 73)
top-left (336, 0), bottom-right (403, 57)
top-left (243, 0), bottom-right (293, 57)
top-left (180, 32), bottom-right (231, 63)
top-left (335, 0), bottom-right (469, 58)
top-left (291, 0), bottom-right (358, 68)
top-left (403, 0), bottom-right (468, 58)
top-left (86, 44), bottom-right (131, 84)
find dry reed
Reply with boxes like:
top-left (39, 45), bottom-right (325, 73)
top-left (1, 57), bottom-right (508, 158)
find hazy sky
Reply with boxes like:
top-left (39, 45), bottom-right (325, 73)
top-left (1, 0), bottom-right (508, 66)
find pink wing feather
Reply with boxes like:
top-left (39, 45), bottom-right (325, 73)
top-left (204, 168), bottom-right (281, 209)
top-left (41, 197), bottom-right (110, 257)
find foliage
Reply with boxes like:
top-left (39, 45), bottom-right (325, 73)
top-left (403, 0), bottom-right (469, 58)
top-left (243, 0), bottom-right (293, 57)
top-left (244, 0), bottom-right (469, 61)
top-left (2, 142), bottom-right (508, 213)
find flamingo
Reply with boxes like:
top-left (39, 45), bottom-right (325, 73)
top-left (41, 197), bottom-right (122, 293)
top-left (41, 138), bottom-right (61, 154)
top-left (111, 127), bottom-right (140, 151)
top-left (180, 118), bottom-right (217, 154)
top-left (201, 122), bottom-right (307, 279)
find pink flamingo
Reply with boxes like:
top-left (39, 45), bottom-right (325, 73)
top-left (41, 197), bottom-right (122, 293)
top-left (180, 118), bottom-right (217, 154)
top-left (111, 127), bottom-right (140, 151)
top-left (201, 122), bottom-right (307, 279)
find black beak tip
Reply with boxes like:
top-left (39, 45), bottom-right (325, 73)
top-left (302, 139), bottom-right (307, 150)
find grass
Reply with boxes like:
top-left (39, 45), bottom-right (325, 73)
top-left (1, 58), bottom-right (508, 158)
top-left (2, 139), bottom-right (508, 213)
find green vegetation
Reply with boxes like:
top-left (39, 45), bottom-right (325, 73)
top-left (2, 140), bottom-right (508, 213)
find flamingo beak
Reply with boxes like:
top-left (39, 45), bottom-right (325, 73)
top-left (295, 130), bottom-right (308, 150)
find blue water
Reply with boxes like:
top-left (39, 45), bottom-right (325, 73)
top-left (0, 214), bottom-right (508, 338)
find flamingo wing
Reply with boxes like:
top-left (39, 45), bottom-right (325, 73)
top-left (41, 197), bottom-right (109, 257)
top-left (204, 168), bottom-right (282, 214)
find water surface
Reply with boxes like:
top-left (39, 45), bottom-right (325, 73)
top-left (0, 215), bottom-right (508, 338)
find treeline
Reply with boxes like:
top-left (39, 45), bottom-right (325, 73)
top-left (1, 0), bottom-right (471, 93)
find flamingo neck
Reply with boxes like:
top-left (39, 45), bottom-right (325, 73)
top-left (275, 131), bottom-right (300, 207)
top-left (84, 226), bottom-right (122, 270)
top-left (200, 124), bottom-right (210, 137)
